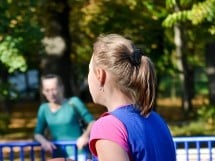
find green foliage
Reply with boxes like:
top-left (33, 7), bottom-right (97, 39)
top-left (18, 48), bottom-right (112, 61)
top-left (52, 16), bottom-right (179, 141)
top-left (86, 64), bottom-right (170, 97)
top-left (162, 10), bottom-right (190, 27)
top-left (165, 0), bottom-right (194, 9)
top-left (0, 0), bottom-right (44, 71)
top-left (0, 0), bottom-right (212, 107)
top-left (197, 105), bottom-right (215, 124)
top-left (163, 0), bottom-right (215, 35)
top-left (158, 75), bottom-right (183, 98)
top-left (0, 113), bottom-right (10, 135)
top-left (189, 0), bottom-right (215, 25)
top-left (0, 0), bottom-right (43, 102)
top-left (170, 120), bottom-right (215, 136)
top-left (0, 36), bottom-right (27, 73)
top-left (170, 104), bottom-right (215, 136)
top-left (71, 0), bottom-right (174, 79)
top-left (0, 81), bottom-right (19, 101)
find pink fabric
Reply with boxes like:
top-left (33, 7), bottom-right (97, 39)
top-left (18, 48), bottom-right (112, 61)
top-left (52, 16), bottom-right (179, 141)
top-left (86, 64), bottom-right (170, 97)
top-left (89, 113), bottom-right (128, 156)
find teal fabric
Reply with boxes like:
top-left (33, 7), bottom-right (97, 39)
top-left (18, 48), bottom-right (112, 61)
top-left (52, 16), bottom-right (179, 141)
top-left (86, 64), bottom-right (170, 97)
top-left (34, 96), bottom-right (94, 157)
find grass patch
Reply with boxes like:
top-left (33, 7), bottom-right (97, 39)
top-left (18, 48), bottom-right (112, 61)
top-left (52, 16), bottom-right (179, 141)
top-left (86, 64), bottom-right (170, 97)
top-left (169, 120), bottom-right (215, 136)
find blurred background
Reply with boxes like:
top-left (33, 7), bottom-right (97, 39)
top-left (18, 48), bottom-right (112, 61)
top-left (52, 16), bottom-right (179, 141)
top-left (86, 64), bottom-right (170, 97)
top-left (0, 0), bottom-right (215, 141)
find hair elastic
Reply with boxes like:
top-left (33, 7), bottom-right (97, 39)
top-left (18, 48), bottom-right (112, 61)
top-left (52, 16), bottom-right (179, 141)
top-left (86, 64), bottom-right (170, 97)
top-left (130, 48), bottom-right (143, 66)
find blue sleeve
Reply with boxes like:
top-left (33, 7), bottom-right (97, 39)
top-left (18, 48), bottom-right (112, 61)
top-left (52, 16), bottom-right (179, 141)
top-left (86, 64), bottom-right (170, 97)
top-left (34, 104), bottom-right (47, 134)
top-left (68, 96), bottom-right (95, 123)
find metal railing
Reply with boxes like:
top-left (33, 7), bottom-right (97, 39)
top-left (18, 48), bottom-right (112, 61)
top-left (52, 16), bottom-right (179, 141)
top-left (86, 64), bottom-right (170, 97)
top-left (0, 140), bottom-right (78, 161)
top-left (0, 136), bottom-right (215, 161)
top-left (173, 136), bottom-right (215, 161)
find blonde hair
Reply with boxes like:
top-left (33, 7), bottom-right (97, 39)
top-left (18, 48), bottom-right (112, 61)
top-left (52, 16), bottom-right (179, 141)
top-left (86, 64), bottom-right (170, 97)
top-left (92, 34), bottom-right (156, 116)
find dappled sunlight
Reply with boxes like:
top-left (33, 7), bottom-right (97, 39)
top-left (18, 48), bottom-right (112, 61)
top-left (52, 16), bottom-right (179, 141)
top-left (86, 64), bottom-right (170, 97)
top-left (0, 97), bottom-right (214, 141)
top-left (9, 118), bottom-right (36, 128)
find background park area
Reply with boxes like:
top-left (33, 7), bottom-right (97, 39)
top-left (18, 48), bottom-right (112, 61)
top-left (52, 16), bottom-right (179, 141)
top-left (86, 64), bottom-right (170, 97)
top-left (1, 0), bottom-right (215, 141)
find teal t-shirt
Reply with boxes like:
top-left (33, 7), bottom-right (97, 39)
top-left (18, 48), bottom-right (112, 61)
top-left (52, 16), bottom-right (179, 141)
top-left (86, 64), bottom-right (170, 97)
top-left (34, 96), bottom-right (94, 157)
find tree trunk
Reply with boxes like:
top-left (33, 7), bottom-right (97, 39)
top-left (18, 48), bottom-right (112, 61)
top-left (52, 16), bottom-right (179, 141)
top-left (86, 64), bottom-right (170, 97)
top-left (173, 2), bottom-right (194, 113)
top-left (205, 43), bottom-right (215, 105)
top-left (174, 23), bottom-right (193, 113)
top-left (0, 67), bottom-right (12, 114)
top-left (39, 0), bottom-right (76, 97)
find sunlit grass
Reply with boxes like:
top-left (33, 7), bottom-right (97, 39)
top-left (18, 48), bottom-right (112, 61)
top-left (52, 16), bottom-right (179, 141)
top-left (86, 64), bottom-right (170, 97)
top-left (170, 120), bottom-right (215, 136)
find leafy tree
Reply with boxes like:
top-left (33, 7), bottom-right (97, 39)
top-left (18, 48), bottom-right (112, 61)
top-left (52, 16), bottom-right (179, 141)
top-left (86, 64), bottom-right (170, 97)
top-left (162, 0), bottom-right (215, 112)
top-left (0, 0), bottom-right (43, 110)
top-left (163, 0), bottom-right (215, 35)
top-left (70, 0), bottom-right (178, 105)
top-left (36, 0), bottom-right (73, 97)
top-left (1, 0), bottom-right (212, 112)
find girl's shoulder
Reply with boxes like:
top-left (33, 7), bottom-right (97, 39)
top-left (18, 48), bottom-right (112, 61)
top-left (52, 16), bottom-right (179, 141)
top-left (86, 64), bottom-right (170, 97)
top-left (39, 102), bottom-right (50, 111)
top-left (92, 113), bottom-right (127, 136)
top-left (68, 96), bottom-right (81, 103)
top-left (89, 113), bottom-right (129, 156)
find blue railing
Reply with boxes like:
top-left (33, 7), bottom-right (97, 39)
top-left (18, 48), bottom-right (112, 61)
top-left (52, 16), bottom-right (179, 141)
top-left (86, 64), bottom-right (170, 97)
top-left (0, 136), bottom-right (215, 161)
top-left (173, 136), bottom-right (215, 161)
top-left (0, 140), bottom-right (78, 161)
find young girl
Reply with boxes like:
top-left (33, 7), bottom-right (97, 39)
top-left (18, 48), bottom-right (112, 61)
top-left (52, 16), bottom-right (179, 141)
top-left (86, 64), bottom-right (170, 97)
top-left (87, 34), bottom-right (176, 161)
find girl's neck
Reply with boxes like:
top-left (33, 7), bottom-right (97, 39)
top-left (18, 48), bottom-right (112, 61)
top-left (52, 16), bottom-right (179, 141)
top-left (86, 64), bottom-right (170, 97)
top-left (55, 97), bottom-right (65, 104)
top-left (49, 98), bottom-right (65, 112)
top-left (105, 94), bottom-right (134, 112)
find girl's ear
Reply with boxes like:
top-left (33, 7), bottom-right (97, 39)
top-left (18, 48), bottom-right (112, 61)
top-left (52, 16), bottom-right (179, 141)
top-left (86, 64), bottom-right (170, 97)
top-left (95, 67), bottom-right (106, 86)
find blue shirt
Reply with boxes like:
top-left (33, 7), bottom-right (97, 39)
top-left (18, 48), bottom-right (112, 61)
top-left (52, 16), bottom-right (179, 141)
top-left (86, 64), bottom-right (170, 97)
top-left (111, 105), bottom-right (176, 161)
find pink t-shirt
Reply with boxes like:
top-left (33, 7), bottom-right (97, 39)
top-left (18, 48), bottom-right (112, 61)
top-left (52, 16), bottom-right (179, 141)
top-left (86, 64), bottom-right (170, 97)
top-left (89, 113), bottom-right (129, 156)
